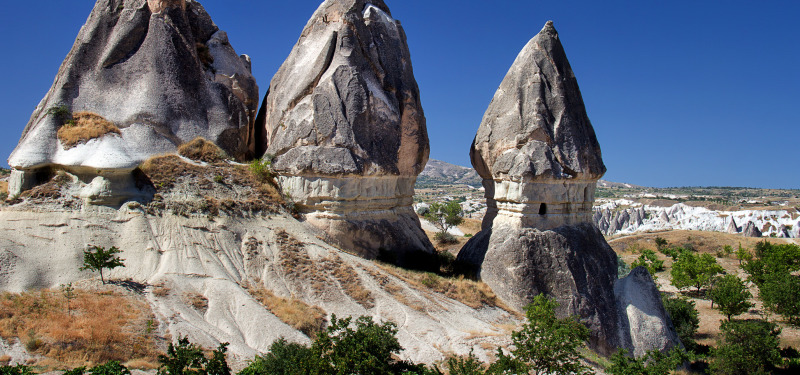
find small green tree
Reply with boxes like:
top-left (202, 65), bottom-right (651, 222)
top-left (710, 319), bottom-right (781, 375)
top-left (735, 243), bottom-right (752, 265)
top-left (709, 275), bottom-right (753, 320)
top-left (446, 350), bottom-right (485, 375)
top-left (654, 237), bottom-right (668, 250)
top-left (423, 201), bottom-right (464, 236)
top-left (606, 347), bottom-right (690, 375)
top-left (742, 242), bottom-right (800, 325)
top-left (670, 251), bottom-right (723, 293)
top-left (62, 282), bottom-right (76, 317)
top-left (508, 294), bottom-right (593, 375)
top-left (661, 294), bottom-right (699, 349)
top-left (630, 249), bottom-right (664, 279)
top-left (157, 337), bottom-right (230, 375)
top-left (80, 246), bottom-right (125, 285)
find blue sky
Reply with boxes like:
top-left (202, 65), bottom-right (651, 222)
top-left (1, 1), bottom-right (798, 188)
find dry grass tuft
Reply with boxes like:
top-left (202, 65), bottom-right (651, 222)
top-left (151, 283), bottom-right (170, 298)
top-left (178, 138), bottom-right (228, 164)
top-left (320, 256), bottom-right (375, 309)
top-left (57, 112), bottom-right (121, 149)
top-left (376, 263), bottom-right (507, 310)
top-left (184, 292), bottom-right (208, 314)
top-left (0, 288), bottom-right (160, 369)
top-left (246, 285), bottom-right (326, 337)
top-left (362, 266), bottom-right (425, 311)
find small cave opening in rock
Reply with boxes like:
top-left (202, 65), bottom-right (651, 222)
top-left (539, 203), bottom-right (547, 215)
top-left (584, 187), bottom-right (590, 202)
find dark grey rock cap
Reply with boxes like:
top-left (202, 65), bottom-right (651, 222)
top-left (471, 21), bottom-right (605, 182)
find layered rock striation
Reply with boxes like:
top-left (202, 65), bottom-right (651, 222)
top-left (458, 22), bottom-right (680, 356)
top-left (8, 0), bottom-right (258, 205)
top-left (257, 0), bottom-right (432, 262)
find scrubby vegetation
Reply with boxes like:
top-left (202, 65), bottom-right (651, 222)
top-left (0, 287), bottom-right (161, 369)
top-left (245, 284), bottom-right (326, 337)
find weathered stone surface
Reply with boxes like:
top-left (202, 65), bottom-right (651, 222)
top-left (615, 267), bottom-right (683, 357)
top-left (742, 221), bottom-right (762, 237)
top-left (459, 223), bottom-right (621, 355)
top-left (258, 0), bottom-right (432, 261)
top-left (8, 0), bottom-right (258, 201)
top-left (470, 21), bottom-right (605, 231)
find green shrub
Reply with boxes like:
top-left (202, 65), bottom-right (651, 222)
top-left (606, 347), bottom-right (690, 375)
top-left (87, 361), bottom-right (130, 375)
top-left (447, 350), bottom-right (485, 375)
top-left (710, 319), bottom-right (781, 375)
top-left (157, 337), bottom-right (230, 375)
top-left (661, 294), bottom-right (699, 349)
top-left (434, 231), bottom-right (459, 245)
top-left (249, 155), bottom-right (275, 182)
top-left (630, 249), bottom-right (664, 279)
top-left (0, 365), bottom-right (33, 375)
top-left (506, 294), bottom-right (592, 375)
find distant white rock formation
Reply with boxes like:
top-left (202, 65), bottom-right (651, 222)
top-left (594, 201), bottom-right (799, 238)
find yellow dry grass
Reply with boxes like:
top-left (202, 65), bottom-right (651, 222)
top-left (0, 288), bottom-right (160, 369)
top-left (321, 256), bottom-right (375, 309)
top-left (246, 285), bottom-right (326, 337)
top-left (57, 112), bottom-right (121, 149)
top-left (177, 137), bottom-right (229, 164)
top-left (376, 263), bottom-right (510, 311)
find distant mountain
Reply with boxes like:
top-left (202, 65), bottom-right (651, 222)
top-left (418, 159), bottom-right (482, 187)
top-left (597, 180), bottom-right (646, 189)
top-left (419, 160), bottom-right (643, 189)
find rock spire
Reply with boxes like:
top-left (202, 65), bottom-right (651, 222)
top-left (8, 0), bottom-right (258, 204)
top-left (255, 0), bottom-right (433, 263)
top-left (458, 21), bottom-right (680, 356)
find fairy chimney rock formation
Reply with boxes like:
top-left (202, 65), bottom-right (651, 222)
top-left (8, 0), bottom-right (258, 204)
top-left (257, 0), bottom-right (433, 262)
top-left (458, 22), bottom-right (680, 356)
top-left (470, 21), bottom-right (605, 231)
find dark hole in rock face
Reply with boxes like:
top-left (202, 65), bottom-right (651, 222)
top-left (539, 203), bottom-right (547, 215)
top-left (585, 187), bottom-right (590, 202)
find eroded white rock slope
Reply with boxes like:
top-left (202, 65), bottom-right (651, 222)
top-left (0, 207), bottom-right (516, 365)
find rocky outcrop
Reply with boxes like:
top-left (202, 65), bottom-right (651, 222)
top-left (793, 222), bottom-right (800, 239)
top-left (458, 22), bottom-right (678, 356)
top-left (469, 21), bottom-right (605, 231)
top-left (459, 223), bottom-right (623, 355)
top-left (8, 0), bottom-right (258, 204)
top-left (615, 267), bottom-right (683, 357)
top-left (742, 221), bottom-right (762, 238)
top-left (727, 217), bottom-right (740, 234)
top-left (257, 0), bottom-right (432, 263)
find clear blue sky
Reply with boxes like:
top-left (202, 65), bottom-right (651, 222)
top-left (1, 1), bottom-right (798, 189)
